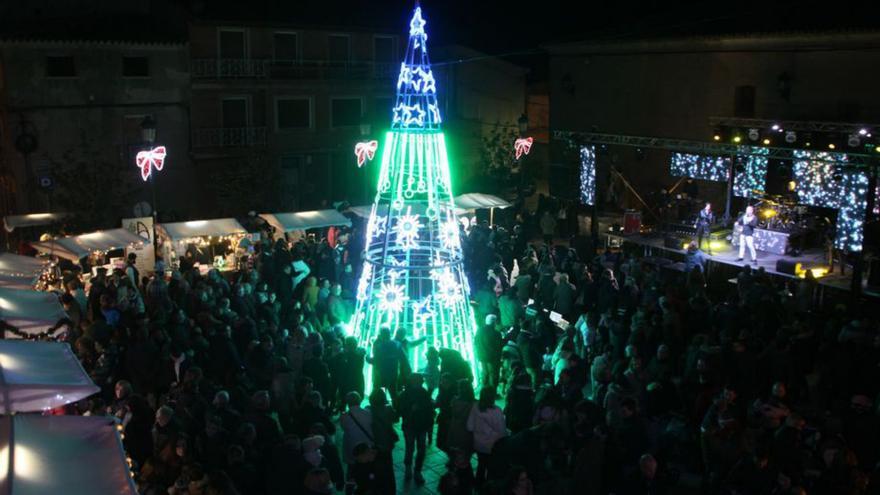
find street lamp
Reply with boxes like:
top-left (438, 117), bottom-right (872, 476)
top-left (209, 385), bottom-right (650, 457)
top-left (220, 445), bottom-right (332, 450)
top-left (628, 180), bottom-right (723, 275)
top-left (140, 115), bottom-right (160, 264)
top-left (517, 113), bottom-right (529, 136)
top-left (140, 115), bottom-right (157, 144)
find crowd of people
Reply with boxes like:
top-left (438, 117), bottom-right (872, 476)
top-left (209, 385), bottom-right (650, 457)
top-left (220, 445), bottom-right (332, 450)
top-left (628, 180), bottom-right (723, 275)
top-left (39, 202), bottom-right (880, 495)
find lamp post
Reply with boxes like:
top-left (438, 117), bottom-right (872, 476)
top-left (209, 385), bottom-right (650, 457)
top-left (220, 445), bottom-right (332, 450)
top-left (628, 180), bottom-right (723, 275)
top-left (359, 115), bottom-right (372, 203)
top-left (140, 115), bottom-right (159, 262)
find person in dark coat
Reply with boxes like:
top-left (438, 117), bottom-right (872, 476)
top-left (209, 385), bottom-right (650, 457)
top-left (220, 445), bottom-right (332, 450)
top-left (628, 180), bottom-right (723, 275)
top-left (474, 315), bottom-right (503, 390)
top-left (396, 373), bottom-right (434, 484)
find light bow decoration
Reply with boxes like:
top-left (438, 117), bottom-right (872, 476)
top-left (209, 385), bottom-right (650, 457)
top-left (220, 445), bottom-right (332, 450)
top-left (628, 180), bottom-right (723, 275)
top-left (135, 146), bottom-right (167, 181)
top-left (355, 140), bottom-right (379, 168)
top-left (514, 137), bottom-right (533, 160)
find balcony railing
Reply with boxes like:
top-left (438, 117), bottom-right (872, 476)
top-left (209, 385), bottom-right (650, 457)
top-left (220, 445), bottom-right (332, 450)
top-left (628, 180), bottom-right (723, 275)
top-left (192, 58), bottom-right (398, 80)
top-left (192, 127), bottom-right (267, 148)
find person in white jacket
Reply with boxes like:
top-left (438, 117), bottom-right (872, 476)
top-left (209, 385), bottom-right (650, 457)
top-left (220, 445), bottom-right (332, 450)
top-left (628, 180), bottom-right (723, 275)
top-left (467, 387), bottom-right (507, 485)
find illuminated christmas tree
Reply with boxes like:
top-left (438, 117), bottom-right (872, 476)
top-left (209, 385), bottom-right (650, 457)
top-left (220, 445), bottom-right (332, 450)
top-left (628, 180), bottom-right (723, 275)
top-left (351, 5), bottom-right (478, 380)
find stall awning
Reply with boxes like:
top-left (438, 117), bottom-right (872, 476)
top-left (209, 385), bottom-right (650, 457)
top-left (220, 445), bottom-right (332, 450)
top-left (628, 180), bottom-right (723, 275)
top-left (0, 415), bottom-right (136, 495)
top-left (30, 228), bottom-right (146, 262)
top-left (0, 340), bottom-right (99, 413)
top-left (260, 209), bottom-right (352, 233)
top-left (0, 288), bottom-right (68, 337)
top-left (453, 193), bottom-right (512, 210)
top-left (3, 213), bottom-right (68, 233)
top-left (0, 254), bottom-right (46, 278)
top-left (158, 218), bottom-right (247, 241)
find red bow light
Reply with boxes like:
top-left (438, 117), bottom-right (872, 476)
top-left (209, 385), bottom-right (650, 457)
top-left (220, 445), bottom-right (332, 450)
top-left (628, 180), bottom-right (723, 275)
top-left (136, 146), bottom-right (167, 181)
top-left (514, 137), bottom-right (533, 160)
top-left (355, 140), bottom-right (378, 167)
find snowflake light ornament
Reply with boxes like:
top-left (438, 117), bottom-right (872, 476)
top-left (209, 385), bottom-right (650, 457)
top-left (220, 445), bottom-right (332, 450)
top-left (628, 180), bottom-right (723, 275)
top-left (439, 217), bottom-right (460, 250)
top-left (377, 280), bottom-right (408, 314)
top-left (393, 207), bottom-right (422, 250)
top-left (432, 267), bottom-right (462, 308)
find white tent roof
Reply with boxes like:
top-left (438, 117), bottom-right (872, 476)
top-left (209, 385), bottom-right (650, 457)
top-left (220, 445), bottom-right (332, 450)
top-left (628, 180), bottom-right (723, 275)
top-left (453, 193), bottom-right (512, 210)
top-left (3, 213), bottom-right (68, 233)
top-left (0, 415), bottom-right (136, 495)
top-left (0, 288), bottom-right (68, 337)
top-left (0, 340), bottom-right (99, 413)
top-left (158, 218), bottom-right (247, 241)
top-left (0, 274), bottom-right (37, 291)
top-left (260, 209), bottom-right (352, 232)
top-left (0, 254), bottom-right (46, 278)
top-left (30, 228), bottom-right (146, 262)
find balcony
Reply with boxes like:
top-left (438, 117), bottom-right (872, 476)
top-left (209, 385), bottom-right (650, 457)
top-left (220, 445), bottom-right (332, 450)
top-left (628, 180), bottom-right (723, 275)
top-left (192, 127), bottom-right (268, 148)
top-left (192, 58), bottom-right (398, 80)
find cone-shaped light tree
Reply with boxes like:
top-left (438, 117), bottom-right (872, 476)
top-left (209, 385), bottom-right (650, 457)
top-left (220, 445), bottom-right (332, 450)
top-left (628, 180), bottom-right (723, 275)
top-left (351, 5), bottom-right (478, 383)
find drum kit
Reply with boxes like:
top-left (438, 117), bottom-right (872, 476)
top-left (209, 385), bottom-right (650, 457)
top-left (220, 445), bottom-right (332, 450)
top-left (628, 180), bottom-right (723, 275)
top-left (748, 191), bottom-right (813, 233)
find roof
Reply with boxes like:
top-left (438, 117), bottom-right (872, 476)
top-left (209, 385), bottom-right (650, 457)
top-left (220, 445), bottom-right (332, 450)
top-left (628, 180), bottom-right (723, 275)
top-left (0, 415), bottom-right (136, 494)
top-left (158, 218), bottom-right (247, 241)
top-left (260, 210), bottom-right (352, 233)
top-left (0, 288), bottom-right (68, 337)
top-left (4, 213), bottom-right (68, 233)
top-left (0, 254), bottom-right (47, 278)
top-left (454, 193), bottom-right (512, 210)
top-left (0, 340), bottom-right (99, 413)
top-left (30, 229), bottom-right (146, 262)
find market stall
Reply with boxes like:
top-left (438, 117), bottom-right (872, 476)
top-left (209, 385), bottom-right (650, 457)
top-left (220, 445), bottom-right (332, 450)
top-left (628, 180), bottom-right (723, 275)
top-left (453, 193), bottom-right (512, 225)
top-left (260, 209), bottom-right (352, 244)
top-left (30, 228), bottom-right (147, 264)
top-left (157, 218), bottom-right (249, 273)
top-left (0, 415), bottom-right (136, 495)
top-left (0, 253), bottom-right (49, 289)
top-left (0, 287), bottom-right (69, 338)
top-left (0, 340), bottom-right (99, 412)
top-left (3, 212), bottom-right (68, 233)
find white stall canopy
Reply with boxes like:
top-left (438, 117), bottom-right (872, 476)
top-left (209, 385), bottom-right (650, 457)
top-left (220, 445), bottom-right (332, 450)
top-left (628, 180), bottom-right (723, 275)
top-left (261, 209), bottom-right (352, 233)
top-left (3, 212), bottom-right (68, 232)
top-left (453, 193), bottom-right (512, 210)
top-left (30, 228), bottom-right (146, 262)
top-left (158, 218), bottom-right (247, 241)
top-left (0, 340), bottom-right (99, 413)
top-left (0, 415), bottom-right (136, 495)
top-left (0, 253), bottom-right (46, 278)
top-left (0, 288), bottom-right (68, 336)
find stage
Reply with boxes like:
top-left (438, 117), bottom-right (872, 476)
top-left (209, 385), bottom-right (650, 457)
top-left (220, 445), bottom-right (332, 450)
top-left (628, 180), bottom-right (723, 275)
top-left (601, 229), bottom-right (880, 301)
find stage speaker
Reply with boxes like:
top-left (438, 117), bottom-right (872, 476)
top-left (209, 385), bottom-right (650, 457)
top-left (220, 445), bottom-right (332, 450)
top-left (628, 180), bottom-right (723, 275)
top-left (664, 236), bottom-right (682, 249)
top-left (775, 259), bottom-right (801, 276)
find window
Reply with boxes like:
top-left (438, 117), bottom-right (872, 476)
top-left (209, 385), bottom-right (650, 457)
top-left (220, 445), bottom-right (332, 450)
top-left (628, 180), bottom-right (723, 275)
top-left (222, 98), bottom-right (249, 128)
top-left (45, 56), bottom-right (76, 77)
top-left (219, 29), bottom-right (246, 58)
top-left (274, 32), bottom-right (298, 61)
top-left (328, 35), bottom-right (350, 64)
top-left (374, 36), bottom-right (393, 63)
top-left (331, 98), bottom-right (361, 128)
top-left (122, 56), bottom-right (150, 77)
top-left (734, 85), bottom-right (756, 117)
top-left (276, 98), bottom-right (311, 130)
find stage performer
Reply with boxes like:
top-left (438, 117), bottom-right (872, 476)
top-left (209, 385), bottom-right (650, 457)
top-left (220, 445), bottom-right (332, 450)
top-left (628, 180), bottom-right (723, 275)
top-left (736, 205), bottom-right (758, 264)
top-left (694, 203), bottom-right (714, 254)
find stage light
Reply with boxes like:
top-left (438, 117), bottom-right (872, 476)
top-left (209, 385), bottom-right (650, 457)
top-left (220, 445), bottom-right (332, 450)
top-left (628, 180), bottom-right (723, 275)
top-left (762, 138), bottom-right (771, 145)
top-left (828, 143), bottom-right (836, 150)
top-left (712, 128), bottom-right (722, 141)
top-left (787, 180), bottom-right (797, 191)
top-left (785, 131), bottom-right (797, 143)
top-left (748, 128), bottom-right (759, 141)
top-left (875, 145), bottom-right (880, 153)
top-left (709, 240), bottom-right (725, 252)
top-left (761, 209), bottom-right (777, 219)
top-left (713, 134), bottom-right (721, 141)
top-left (859, 128), bottom-right (868, 136)
top-left (805, 142), bottom-right (812, 147)
top-left (771, 124), bottom-right (781, 131)
top-left (848, 134), bottom-right (860, 147)
top-left (733, 135), bottom-right (742, 143)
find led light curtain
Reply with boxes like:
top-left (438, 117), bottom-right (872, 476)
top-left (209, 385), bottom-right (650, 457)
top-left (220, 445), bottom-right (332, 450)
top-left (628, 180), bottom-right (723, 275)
top-left (579, 145), bottom-right (596, 206)
top-left (350, 6), bottom-right (478, 380)
top-left (835, 171), bottom-right (869, 251)
top-left (791, 150), bottom-right (846, 208)
top-left (669, 153), bottom-right (729, 182)
top-left (733, 146), bottom-right (769, 198)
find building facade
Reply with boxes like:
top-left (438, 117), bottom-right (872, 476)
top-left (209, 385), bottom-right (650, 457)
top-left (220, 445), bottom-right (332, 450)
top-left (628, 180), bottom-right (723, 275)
top-left (0, 37), bottom-right (193, 228)
top-left (546, 32), bottom-right (880, 199)
top-left (188, 21), bottom-right (400, 213)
